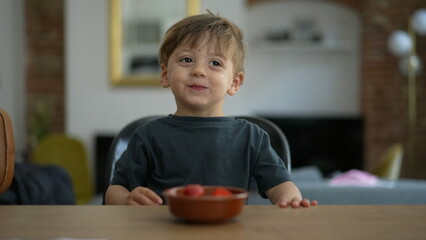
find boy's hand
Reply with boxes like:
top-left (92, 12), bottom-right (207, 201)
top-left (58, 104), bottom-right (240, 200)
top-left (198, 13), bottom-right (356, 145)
top-left (265, 182), bottom-right (318, 209)
top-left (126, 186), bottom-right (163, 205)
top-left (278, 198), bottom-right (318, 208)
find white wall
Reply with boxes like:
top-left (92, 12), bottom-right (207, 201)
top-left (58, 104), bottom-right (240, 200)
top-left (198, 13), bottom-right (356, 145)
top-left (66, 0), bottom-right (360, 176)
top-left (0, 0), bottom-right (25, 158)
top-left (244, 0), bottom-right (360, 116)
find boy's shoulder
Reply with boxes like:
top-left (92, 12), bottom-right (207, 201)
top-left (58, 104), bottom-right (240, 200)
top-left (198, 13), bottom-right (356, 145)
top-left (131, 115), bottom-right (266, 133)
top-left (234, 117), bottom-right (269, 134)
top-left (129, 116), bottom-right (166, 137)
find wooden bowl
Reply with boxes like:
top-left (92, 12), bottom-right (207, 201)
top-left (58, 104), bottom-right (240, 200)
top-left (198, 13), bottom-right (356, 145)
top-left (163, 186), bottom-right (248, 223)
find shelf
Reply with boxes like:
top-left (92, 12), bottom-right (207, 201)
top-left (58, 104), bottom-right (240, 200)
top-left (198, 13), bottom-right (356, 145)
top-left (249, 41), bottom-right (355, 53)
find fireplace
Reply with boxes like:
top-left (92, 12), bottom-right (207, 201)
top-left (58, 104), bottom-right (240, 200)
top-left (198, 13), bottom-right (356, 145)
top-left (262, 116), bottom-right (364, 177)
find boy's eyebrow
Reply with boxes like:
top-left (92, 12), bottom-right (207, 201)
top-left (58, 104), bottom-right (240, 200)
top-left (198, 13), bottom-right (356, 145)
top-left (209, 51), bottom-right (228, 60)
top-left (176, 47), bottom-right (229, 60)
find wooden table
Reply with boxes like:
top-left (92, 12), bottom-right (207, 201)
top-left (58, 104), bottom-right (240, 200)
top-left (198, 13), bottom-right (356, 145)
top-left (1, 205), bottom-right (425, 239)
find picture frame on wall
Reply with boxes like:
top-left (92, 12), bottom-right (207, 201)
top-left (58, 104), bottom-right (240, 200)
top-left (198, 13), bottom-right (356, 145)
top-left (109, 0), bottom-right (199, 86)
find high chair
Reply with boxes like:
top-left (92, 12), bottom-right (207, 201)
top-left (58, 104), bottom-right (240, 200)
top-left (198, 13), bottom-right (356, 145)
top-left (102, 115), bottom-right (291, 204)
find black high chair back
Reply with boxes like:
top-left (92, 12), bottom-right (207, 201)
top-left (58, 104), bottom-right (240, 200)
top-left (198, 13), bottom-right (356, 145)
top-left (102, 115), bottom-right (291, 204)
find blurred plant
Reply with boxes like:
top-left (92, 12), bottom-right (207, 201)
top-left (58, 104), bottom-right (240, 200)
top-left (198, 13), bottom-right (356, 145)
top-left (28, 99), bottom-right (53, 150)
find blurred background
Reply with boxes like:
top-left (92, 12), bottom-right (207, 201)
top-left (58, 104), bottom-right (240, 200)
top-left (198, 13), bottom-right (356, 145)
top-left (0, 0), bottom-right (425, 199)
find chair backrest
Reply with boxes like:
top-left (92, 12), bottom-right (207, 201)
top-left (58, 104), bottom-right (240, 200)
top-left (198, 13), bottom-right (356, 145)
top-left (0, 108), bottom-right (15, 194)
top-left (234, 116), bottom-right (291, 173)
top-left (103, 116), bottom-right (163, 195)
top-left (103, 115), bottom-right (291, 202)
top-left (31, 134), bottom-right (93, 204)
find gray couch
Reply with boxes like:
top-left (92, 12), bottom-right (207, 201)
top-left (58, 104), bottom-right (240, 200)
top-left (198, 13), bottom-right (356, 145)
top-left (248, 166), bottom-right (426, 205)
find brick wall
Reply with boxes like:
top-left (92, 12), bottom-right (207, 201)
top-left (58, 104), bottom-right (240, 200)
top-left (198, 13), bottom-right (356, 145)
top-left (25, 0), bottom-right (64, 150)
top-left (361, 0), bottom-right (426, 179)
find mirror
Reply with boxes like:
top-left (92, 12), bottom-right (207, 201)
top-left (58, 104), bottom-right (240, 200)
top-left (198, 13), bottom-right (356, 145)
top-left (109, 0), bottom-right (200, 86)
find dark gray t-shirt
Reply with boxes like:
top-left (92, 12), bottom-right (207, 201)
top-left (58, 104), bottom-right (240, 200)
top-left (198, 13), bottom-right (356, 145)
top-left (111, 115), bottom-right (291, 199)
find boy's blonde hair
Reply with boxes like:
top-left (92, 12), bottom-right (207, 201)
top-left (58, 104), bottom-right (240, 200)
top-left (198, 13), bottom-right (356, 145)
top-left (158, 12), bottom-right (245, 75)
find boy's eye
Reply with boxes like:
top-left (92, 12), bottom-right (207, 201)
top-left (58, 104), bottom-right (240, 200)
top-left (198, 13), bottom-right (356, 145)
top-left (210, 60), bottom-right (222, 67)
top-left (180, 57), bottom-right (193, 63)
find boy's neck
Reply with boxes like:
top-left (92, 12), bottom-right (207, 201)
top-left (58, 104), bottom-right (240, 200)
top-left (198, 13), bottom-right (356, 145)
top-left (174, 109), bottom-right (225, 117)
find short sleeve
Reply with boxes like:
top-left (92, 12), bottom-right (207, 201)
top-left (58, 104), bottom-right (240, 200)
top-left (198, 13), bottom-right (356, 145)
top-left (110, 133), bottom-right (149, 191)
top-left (252, 131), bottom-right (291, 198)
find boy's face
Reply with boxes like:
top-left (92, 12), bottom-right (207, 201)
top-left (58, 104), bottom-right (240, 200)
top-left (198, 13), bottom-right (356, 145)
top-left (160, 37), bottom-right (244, 117)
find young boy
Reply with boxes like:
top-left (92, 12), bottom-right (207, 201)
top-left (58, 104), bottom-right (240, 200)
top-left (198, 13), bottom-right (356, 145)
top-left (105, 13), bottom-right (317, 208)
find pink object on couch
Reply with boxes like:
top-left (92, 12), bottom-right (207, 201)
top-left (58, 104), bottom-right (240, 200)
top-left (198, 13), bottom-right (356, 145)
top-left (329, 169), bottom-right (379, 187)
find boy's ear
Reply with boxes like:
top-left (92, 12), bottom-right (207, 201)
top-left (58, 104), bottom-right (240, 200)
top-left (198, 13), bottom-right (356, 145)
top-left (160, 64), bottom-right (170, 88)
top-left (227, 72), bottom-right (244, 96)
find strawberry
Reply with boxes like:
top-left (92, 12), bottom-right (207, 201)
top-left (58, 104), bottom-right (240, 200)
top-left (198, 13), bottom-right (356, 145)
top-left (184, 184), bottom-right (205, 197)
top-left (211, 187), bottom-right (232, 197)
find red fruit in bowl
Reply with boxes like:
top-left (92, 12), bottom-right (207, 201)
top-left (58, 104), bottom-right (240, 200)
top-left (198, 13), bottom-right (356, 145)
top-left (212, 187), bottom-right (233, 197)
top-left (184, 184), bottom-right (205, 197)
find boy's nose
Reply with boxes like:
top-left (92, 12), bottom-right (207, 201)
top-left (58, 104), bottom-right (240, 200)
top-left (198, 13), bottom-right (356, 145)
top-left (191, 64), bottom-right (207, 78)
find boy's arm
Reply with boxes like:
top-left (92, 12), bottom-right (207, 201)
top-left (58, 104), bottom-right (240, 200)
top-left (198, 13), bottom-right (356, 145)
top-left (265, 181), bottom-right (317, 208)
top-left (105, 185), bottom-right (163, 205)
top-left (105, 185), bottom-right (131, 205)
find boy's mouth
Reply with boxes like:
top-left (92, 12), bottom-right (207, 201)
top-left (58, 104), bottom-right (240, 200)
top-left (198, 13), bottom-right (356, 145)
top-left (189, 85), bottom-right (207, 91)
